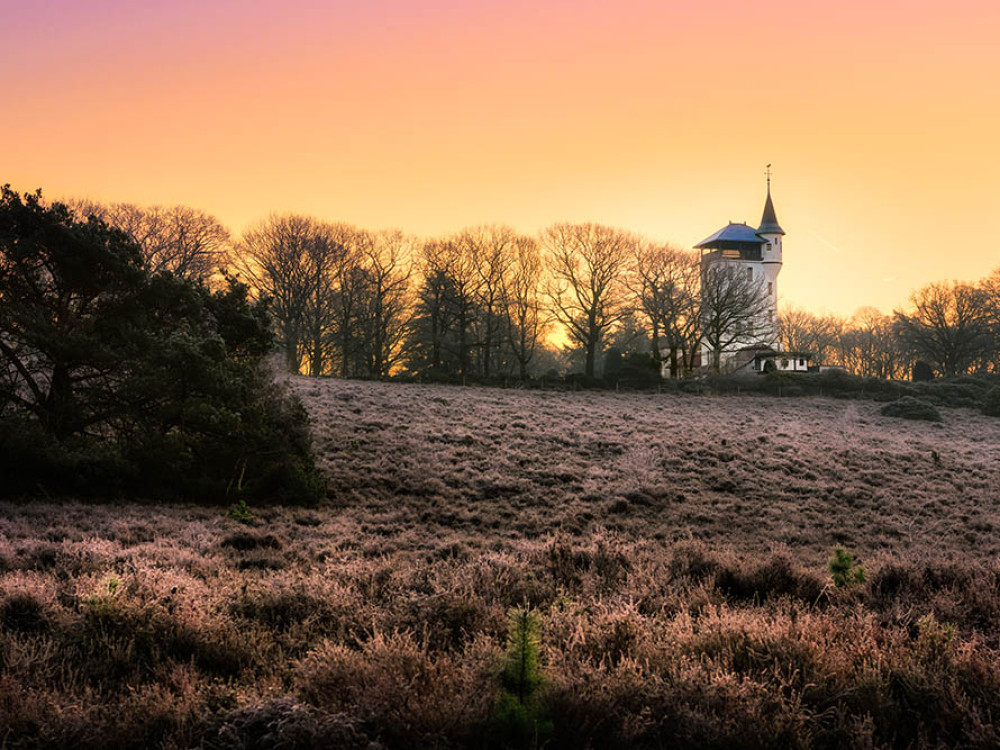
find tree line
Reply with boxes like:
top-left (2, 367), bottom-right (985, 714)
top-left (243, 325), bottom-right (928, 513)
top-left (781, 273), bottom-right (1000, 379)
top-left (67, 199), bottom-right (1000, 381)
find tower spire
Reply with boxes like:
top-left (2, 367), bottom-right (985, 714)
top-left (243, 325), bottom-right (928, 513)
top-left (757, 164), bottom-right (784, 235)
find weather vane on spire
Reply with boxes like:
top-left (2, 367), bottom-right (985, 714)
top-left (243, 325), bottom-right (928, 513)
top-left (765, 163), bottom-right (772, 190)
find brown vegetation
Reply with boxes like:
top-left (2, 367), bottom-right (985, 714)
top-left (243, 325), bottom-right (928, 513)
top-left (4, 379), bottom-right (1000, 747)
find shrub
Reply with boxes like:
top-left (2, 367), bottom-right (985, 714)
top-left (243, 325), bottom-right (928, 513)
top-left (716, 554), bottom-right (824, 603)
top-left (221, 532), bottom-right (282, 551)
top-left (880, 396), bottom-right (942, 422)
top-left (0, 592), bottom-right (49, 633)
top-left (205, 698), bottom-right (379, 750)
top-left (983, 387), bottom-right (1000, 417)
top-left (912, 379), bottom-right (987, 408)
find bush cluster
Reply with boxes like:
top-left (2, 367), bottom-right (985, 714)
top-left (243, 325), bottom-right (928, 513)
top-left (0, 187), bottom-right (323, 504)
top-left (983, 386), bottom-right (1000, 417)
top-left (398, 368), bottom-right (1000, 416)
top-left (880, 396), bottom-right (942, 422)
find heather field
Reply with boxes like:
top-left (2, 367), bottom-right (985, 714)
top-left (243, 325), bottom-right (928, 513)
top-left (4, 378), bottom-right (1000, 749)
top-left (302, 379), bottom-right (1000, 562)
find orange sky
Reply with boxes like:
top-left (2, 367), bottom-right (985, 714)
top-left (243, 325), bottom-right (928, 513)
top-left (4, 0), bottom-right (999, 317)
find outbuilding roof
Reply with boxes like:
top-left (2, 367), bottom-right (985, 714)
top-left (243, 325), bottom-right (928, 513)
top-left (753, 351), bottom-right (812, 359)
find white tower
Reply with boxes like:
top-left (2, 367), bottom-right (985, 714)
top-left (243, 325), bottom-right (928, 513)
top-left (756, 167), bottom-right (784, 344)
top-left (694, 170), bottom-right (786, 369)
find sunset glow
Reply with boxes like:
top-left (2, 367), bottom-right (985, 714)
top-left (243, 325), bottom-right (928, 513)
top-left (4, 0), bottom-right (1000, 315)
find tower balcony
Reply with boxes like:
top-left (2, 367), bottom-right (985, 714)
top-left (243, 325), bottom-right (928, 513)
top-left (700, 246), bottom-right (762, 264)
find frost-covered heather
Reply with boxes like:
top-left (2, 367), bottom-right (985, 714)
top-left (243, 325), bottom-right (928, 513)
top-left (3, 379), bottom-right (1000, 748)
top-left (298, 378), bottom-right (1000, 561)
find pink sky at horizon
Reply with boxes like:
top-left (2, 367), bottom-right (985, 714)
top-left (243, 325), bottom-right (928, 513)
top-left (3, 0), bottom-right (1000, 317)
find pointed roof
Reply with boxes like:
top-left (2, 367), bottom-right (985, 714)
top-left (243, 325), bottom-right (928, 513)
top-left (757, 187), bottom-right (784, 235)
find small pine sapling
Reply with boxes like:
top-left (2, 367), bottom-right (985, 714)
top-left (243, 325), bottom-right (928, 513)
top-left (495, 607), bottom-right (553, 746)
top-left (828, 547), bottom-right (866, 588)
top-left (502, 607), bottom-right (543, 702)
top-left (229, 498), bottom-right (254, 525)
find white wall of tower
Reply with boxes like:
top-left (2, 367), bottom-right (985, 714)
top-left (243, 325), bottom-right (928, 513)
top-left (759, 232), bottom-right (782, 349)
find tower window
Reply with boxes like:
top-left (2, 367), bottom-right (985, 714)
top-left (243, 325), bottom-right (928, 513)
top-left (746, 267), bottom-right (753, 280)
top-left (768, 282), bottom-right (773, 295)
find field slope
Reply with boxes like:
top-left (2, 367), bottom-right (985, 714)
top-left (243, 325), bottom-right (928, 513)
top-left (301, 378), bottom-right (1000, 561)
top-left (2, 378), bottom-right (1000, 749)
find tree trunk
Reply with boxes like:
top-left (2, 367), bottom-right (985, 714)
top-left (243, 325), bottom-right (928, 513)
top-left (285, 338), bottom-right (300, 374)
top-left (44, 364), bottom-right (75, 439)
top-left (585, 344), bottom-right (596, 379)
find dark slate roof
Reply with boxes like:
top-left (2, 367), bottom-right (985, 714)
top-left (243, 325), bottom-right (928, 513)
top-left (694, 222), bottom-right (764, 249)
top-left (757, 189), bottom-right (785, 235)
top-left (754, 350), bottom-right (812, 359)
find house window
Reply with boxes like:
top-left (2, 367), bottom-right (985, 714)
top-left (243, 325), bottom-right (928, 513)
top-left (781, 358), bottom-right (789, 369)
top-left (799, 358), bottom-right (805, 367)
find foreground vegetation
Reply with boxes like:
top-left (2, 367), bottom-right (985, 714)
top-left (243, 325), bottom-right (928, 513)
top-left (3, 379), bottom-right (1000, 748)
top-left (3, 505), bottom-right (1000, 749)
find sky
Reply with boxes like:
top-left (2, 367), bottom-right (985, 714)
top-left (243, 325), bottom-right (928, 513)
top-left (3, 0), bottom-right (999, 317)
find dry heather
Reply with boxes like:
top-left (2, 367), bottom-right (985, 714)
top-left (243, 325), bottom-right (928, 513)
top-left (2, 378), bottom-right (1000, 749)
top-left (300, 378), bottom-right (1000, 562)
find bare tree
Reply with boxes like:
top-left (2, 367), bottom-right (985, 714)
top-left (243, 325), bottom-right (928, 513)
top-left (699, 261), bottom-right (771, 372)
top-left (838, 307), bottom-right (906, 379)
top-left (354, 230), bottom-right (413, 378)
top-left (778, 306), bottom-right (843, 366)
top-left (234, 215), bottom-right (342, 373)
top-left (894, 281), bottom-right (991, 376)
top-left (68, 200), bottom-right (230, 283)
top-left (458, 226), bottom-right (518, 379)
top-left (501, 234), bottom-right (546, 380)
top-left (978, 267), bottom-right (1000, 372)
top-left (320, 223), bottom-right (365, 378)
top-left (629, 243), bottom-right (700, 378)
top-left (543, 223), bottom-right (635, 378)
